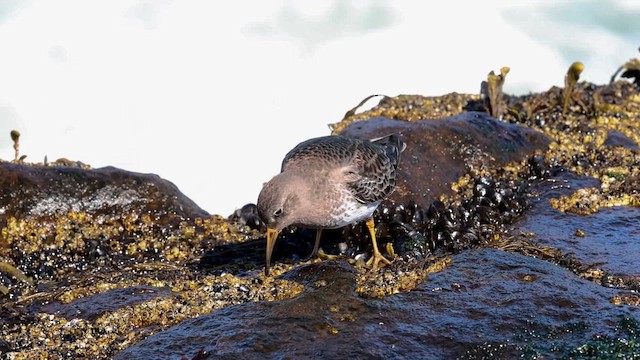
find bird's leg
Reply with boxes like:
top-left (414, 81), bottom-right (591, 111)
top-left (304, 229), bottom-right (343, 261)
top-left (364, 217), bottom-right (392, 270)
top-left (303, 229), bottom-right (323, 261)
top-left (312, 228), bottom-right (322, 258)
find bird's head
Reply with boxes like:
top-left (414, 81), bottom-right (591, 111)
top-left (257, 172), bottom-right (304, 276)
top-left (257, 172), bottom-right (304, 231)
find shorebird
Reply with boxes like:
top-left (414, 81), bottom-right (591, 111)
top-left (257, 134), bottom-right (405, 276)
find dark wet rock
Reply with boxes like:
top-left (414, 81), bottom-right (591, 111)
top-left (507, 171), bottom-right (640, 290)
top-left (116, 251), bottom-right (639, 359)
top-left (531, 206), bottom-right (640, 286)
top-left (0, 338), bottom-right (11, 353)
top-left (227, 203), bottom-right (263, 231)
top-left (0, 162), bottom-right (209, 226)
top-left (199, 237), bottom-right (270, 272)
top-left (603, 130), bottom-right (639, 150)
top-left (338, 112), bottom-right (551, 208)
top-left (35, 285), bottom-right (172, 321)
top-left (201, 226), bottom-right (351, 273)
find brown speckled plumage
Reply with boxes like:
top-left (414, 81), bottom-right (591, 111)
top-left (257, 134), bottom-right (405, 275)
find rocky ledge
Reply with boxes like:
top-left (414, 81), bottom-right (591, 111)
top-left (1, 66), bottom-right (639, 358)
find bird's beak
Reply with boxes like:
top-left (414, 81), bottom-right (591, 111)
top-left (265, 228), bottom-right (280, 276)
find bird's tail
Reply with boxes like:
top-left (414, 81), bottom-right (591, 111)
top-left (370, 134), bottom-right (406, 162)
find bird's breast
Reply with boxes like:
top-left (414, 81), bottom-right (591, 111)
top-left (294, 170), bottom-right (381, 229)
top-left (327, 192), bottom-right (381, 228)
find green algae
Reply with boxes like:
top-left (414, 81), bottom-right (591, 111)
top-left (555, 316), bottom-right (639, 359)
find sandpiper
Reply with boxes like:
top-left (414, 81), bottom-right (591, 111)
top-left (257, 134), bottom-right (405, 276)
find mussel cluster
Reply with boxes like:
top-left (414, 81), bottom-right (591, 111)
top-left (367, 175), bottom-right (530, 260)
top-left (228, 154), bottom-right (557, 267)
top-left (325, 153), bottom-right (559, 261)
top-left (227, 203), bottom-right (263, 231)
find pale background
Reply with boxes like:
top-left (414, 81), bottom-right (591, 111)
top-left (0, 0), bottom-right (638, 215)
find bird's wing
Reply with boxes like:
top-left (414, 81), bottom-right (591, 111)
top-left (343, 141), bottom-right (397, 204)
top-left (281, 135), bottom-right (401, 204)
top-left (281, 136), bottom-right (354, 172)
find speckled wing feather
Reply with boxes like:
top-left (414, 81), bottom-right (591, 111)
top-left (282, 135), bottom-right (405, 204)
top-left (281, 136), bottom-right (357, 172)
top-left (346, 135), bottom-right (404, 203)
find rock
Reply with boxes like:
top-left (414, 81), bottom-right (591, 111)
top-left (0, 162), bottom-right (209, 226)
top-left (3, 80), bottom-right (640, 359)
top-left (0, 162), bottom-right (250, 284)
top-left (338, 112), bottom-right (551, 207)
top-left (507, 171), bottom-right (640, 291)
top-left (604, 130), bottom-right (639, 151)
top-left (115, 251), bottom-right (639, 359)
top-left (37, 285), bottom-right (173, 321)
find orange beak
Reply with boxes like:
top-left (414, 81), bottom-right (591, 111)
top-left (265, 228), bottom-right (280, 276)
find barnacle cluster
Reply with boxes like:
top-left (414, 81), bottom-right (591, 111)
top-left (0, 266), bottom-right (303, 359)
top-left (1, 59), bottom-right (639, 358)
top-left (2, 213), bottom-right (256, 278)
top-left (329, 93), bottom-right (480, 134)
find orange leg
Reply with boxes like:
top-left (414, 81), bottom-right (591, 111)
top-left (364, 217), bottom-right (391, 270)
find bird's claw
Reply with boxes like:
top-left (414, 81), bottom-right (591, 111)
top-left (317, 248), bottom-right (343, 260)
top-left (365, 249), bottom-right (392, 271)
top-left (303, 248), bottom-right (344, 263)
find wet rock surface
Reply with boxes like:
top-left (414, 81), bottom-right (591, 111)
top-left (0, 162), bottom-right (209, 223)
top-left (37, 285), bottom-right (173, 321)
top-left (506, 171), bottom-right (640, 291)
top-left (117, 251), bottom-right (639, 359)
top-left (604, 130), bottom-right (639, 151)
top-left (1, 79), bottom-right (639, 358)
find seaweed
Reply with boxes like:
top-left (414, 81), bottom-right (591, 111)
top-left (482, 66), bottom-right (510, 119)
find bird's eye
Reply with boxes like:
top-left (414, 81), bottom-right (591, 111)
top-left (273, 208), bottom-right (283, 218)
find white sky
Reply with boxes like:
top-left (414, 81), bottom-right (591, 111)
top-left (0, 0), bottom-right (638, 215)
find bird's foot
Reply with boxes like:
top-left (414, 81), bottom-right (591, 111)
top-left (365, 248), bottom-right (392, 271)
top-left (317, 248), bottom-right (343, 260)
top-left (302, 248), bottom-right (343, 263)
